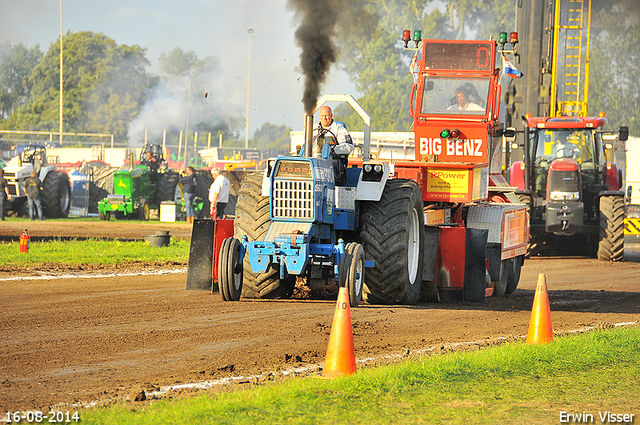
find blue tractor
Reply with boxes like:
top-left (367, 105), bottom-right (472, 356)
top-left (218, 95), bottom-right (394, 307)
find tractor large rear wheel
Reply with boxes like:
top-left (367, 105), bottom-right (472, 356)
top-left (597, 195), bottom-right (624, 261)
top-left (42, 171), bottom-right (71, 218)
top-left (234, 172), bottom-right (293, 298)
top-left (361, 179), bottom-right (424, 305)
top-left (155, 172), bottom-right (180, 204)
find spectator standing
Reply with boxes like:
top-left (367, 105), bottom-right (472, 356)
top-left (23, 171), bottom-right (44, 221)
top-left (179, 166), bottom-right (197, 224)
top-left (209, 168), bottom-right (230, 219)
top-left (0, 169), bottom-right (11, 221)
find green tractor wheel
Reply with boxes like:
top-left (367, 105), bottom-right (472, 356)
top-left (138, 198), bottom-right (150, 221)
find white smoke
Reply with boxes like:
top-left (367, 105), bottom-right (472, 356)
top-left (127, 58), bottom-right (245, 147)
top-left (126, 75), bottom-right (190, 145)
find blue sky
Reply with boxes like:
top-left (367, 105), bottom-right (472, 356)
top-left (0, 0), bottom-right (356, 139)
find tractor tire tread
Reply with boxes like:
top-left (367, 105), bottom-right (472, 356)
top-left (597, 195), bottom-right (624, 261)
top-left (360, 179), bottom-right (424, 305)
top-left (234, 172), bottom-right (288, 299)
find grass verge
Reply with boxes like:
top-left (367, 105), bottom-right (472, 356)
top-left (81, 326), bottom-right (639, 425)
top-left (0, 238), bottom-right (190, 266)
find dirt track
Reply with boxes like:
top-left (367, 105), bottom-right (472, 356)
top-left (0, 220), bottom-right (639, 412)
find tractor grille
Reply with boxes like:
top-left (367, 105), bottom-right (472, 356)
top-left (272, 180), bottom-right (313, 220)
top-left (107, 194), bottom-right (127, 204)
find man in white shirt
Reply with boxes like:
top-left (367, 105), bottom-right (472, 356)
top-left (209, 168), bottom-right (230, 219)
top-left (447, 86), bottom-right (484, 112)
top-left (314, 105), bottom-right (354, 184)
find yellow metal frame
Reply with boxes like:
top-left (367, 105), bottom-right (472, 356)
top-left (550, 0), bottom-right (592, 117)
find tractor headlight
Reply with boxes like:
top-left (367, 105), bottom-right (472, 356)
top-left (362, 162), bottom-right (385, 182)
top-left (549, 191), bottom-right (580, 201)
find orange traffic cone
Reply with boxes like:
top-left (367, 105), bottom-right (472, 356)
top-left (526, 274), bottom-right (554, 344)
top-left (322, 287), bottom-right (357, 378)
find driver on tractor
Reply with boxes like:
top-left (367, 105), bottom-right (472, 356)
top-left (142, 150), bottom-right (159, 183)
top-left (314, 105), bottom-right (354, 185)
top-left (552, 132), bottom-right (580, 159)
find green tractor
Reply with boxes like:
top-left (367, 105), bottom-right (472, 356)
top-left (97, 145), bottom-right (181, 220)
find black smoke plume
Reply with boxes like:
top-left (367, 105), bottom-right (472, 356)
top-left (288, 0), bottom-right (339, 114)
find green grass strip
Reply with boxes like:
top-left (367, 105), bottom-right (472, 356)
top-left (0, 238), bottom-right (190, 266)
top-left (81, 326), bottom-right (640, 425)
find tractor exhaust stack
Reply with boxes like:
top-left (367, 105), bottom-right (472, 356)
top-left (304, 113), bottom-right (314, 158)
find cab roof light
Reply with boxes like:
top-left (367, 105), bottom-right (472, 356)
top-left (509, 32), bottom-right (518, 44)
top-left (499, 32), bottom-right (508, 44)
top-left (402, 30), bottom-right (411, 48)
top-left (402, 29), bottom-right (422, 48)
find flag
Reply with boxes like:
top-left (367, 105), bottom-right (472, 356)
top-left (502, 54), bottom-right (524, 79)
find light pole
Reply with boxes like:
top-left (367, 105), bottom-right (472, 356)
top-left (244, 29), bottom-right (253, 150)
top-left (184, 80), bottom-right (191, 166)
top-left (59, 0), bottom-right (63, 145)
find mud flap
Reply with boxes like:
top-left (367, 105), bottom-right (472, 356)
top-left (463, 228), bottom-right (489, 303)
top-left (420, 227), bottom-right (440, 302)
top-left (186, 219), bottom-right (214, 291)
top-left (422, 227), bottom-right (439, 281)
top-left (485, 243), bottom-right (501, 282)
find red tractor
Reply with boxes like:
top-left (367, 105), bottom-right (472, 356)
top-left (391, 34), bottom-right (528, 300)
top-left (188, 35), bottom-right (529, 304)
top-left (508, 116), bottom-right (628, 260)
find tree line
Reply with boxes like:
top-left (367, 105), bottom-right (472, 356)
top-left (0, 0), bottom-right (638, 153)
top-left (0, 31), bottom-right (291, 151)
top-left (332, 0), bottom-right (639, 136)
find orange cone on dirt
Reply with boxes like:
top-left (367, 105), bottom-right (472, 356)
top-left (526, 274), bottom-right (554, 344)
top-left (322, 287), bottom-right (357, 378)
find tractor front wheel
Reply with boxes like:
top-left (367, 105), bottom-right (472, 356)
top-left (597, 195), bottom-right (624, 262)
top-left (339, 242), bottom-right (364, 307)
top-left (219, 237), bottom-right (243, 301)
top-left (138, 198), bottom-right (150, 221)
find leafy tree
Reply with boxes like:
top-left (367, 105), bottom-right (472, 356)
top-left (0, 43), bottom-right (43, 119)
top-left (251, 123), bottom-right (291, 151)
top-left (128, 47), bottom-right (240, 148)
top-left (589, 0), bottom-right (640, 134)
top-left (332, 0), bottom-right (515, 131)
top-left (1, 31), bottom-right (154, 143)
top-left (159, 48), bottom-right (203, 77)
top-left (330, 0), bottom-right (640, 137)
